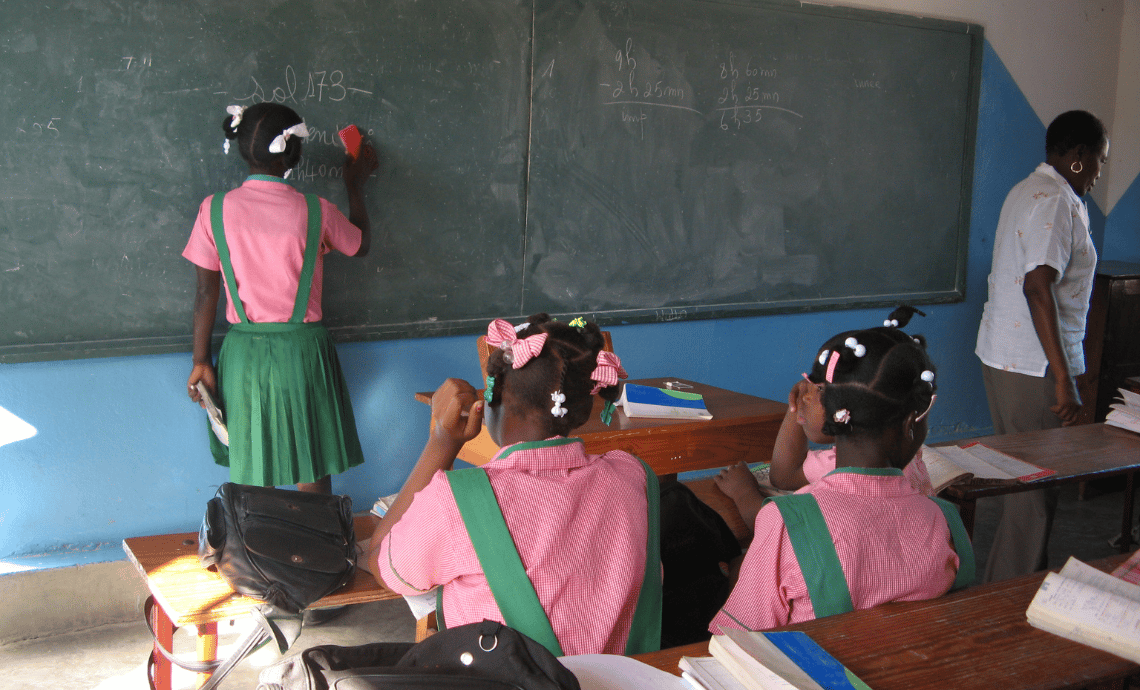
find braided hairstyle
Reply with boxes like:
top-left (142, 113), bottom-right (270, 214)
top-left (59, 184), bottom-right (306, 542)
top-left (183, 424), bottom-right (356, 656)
top-left (484, 314), bottom-right (619, 437)
top-left (221, 102), bottom-right (303, 169)
top-left (807, 306), bottom-right (936, 439)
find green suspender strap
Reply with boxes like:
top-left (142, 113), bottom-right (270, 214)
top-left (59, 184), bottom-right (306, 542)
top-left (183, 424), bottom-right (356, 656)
top-left (209, 190), bottom-right (322, 325)
top-left (931, 497), bottom-right (976, 590)
top-left (624, 459), bottom-right (662, 655)
top-left (446, 459), bottom-right (662, 657)
top-left (770, 494), bottom-right (856, 619)
top-left (772, 493), bottom-right (978, 620)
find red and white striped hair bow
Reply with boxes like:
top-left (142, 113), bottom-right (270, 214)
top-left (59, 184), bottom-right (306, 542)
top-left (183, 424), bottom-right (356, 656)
top-left (486, 319), bottom-right (548, 369)
top-left (590, 351), bottom-right (627, 395)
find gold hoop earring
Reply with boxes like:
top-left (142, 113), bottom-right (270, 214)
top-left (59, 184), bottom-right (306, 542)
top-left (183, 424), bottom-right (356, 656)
top-left (1071, 160), bottom-right (1083, 174)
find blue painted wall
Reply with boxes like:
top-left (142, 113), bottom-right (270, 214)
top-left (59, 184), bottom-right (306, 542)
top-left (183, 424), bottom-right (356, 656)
top-left (0, 39), bottom-right (1127, 564)
top-left (1104, 173), bottom-right (1140, 263)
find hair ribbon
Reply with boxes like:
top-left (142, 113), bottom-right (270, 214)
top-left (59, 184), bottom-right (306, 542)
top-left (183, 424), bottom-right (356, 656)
top-left (590, 351), bottom-right (627, 395)
top-left (486, 318), bottom-right (547, 369)
top-left (269, 123), bottom-right (309, 153)
top-left (226, 105), bottom-right (246, 130)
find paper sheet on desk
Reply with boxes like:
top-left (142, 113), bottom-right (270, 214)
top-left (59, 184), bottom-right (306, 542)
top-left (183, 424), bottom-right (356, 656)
top-left (560, 654), bottom-right (690, 690)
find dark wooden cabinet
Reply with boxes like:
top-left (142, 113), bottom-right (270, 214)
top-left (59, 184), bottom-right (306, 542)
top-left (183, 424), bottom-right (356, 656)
top-left (1083, 261), bottom-right (1140, 423)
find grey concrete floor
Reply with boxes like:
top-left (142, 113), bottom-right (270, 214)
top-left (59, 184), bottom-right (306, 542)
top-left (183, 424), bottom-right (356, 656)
top-left (0, 481), bottom-right (1136, 690)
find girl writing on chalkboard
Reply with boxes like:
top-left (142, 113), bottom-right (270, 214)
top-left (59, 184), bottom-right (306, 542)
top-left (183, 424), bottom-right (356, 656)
top-left (364, 314), bottom-right (662, 657)
top-left (709, 321), bottom-right (973, 633)
top-left (183, 102), bottom-right (379, 493)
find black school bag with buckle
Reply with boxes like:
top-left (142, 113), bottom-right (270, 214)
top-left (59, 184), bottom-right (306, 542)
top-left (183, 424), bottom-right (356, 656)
top-left (145, 483), bottom-right (357, 690)
top-left (198, 483), bottom-right (357, 615)
top-left (257, 619), bottom-right (581, 690)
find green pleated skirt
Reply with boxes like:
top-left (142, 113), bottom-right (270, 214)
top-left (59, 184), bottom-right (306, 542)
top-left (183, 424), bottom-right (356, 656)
top-left (209, 321), bottom-right (364, 486)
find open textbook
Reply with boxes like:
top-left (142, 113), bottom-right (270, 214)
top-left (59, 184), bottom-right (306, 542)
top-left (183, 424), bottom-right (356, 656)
top-left (706, 628), bottom-right (872, 690)
top-left (918, 442), bottom-right (1055, 493)
top-left (1026, 555), bottom-right (1140, 664)
top-left (1105, 387), bottom-right (1140, 434)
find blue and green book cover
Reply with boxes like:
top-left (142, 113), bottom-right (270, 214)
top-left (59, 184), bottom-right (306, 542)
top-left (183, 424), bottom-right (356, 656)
top-left (619, 383), bottom-right (713, 419)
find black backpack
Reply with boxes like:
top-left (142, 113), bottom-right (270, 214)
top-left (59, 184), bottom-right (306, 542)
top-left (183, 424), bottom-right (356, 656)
top-left (257, 619), bottom-right (581, 690)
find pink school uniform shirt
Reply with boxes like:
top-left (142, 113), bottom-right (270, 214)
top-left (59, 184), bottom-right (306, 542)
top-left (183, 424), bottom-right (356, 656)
top-left (378, 438), bottom-right (652, 656)
top-left (709, 468), bottom-right (959, 634)
top-left (182, 177), bottom-right (362, 323)
top-left (803, 446), bottom-right (935, 496)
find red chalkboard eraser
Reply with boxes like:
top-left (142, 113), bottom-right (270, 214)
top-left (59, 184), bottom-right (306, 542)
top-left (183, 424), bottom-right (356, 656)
top-left (338, 125), bottom-right (362, 157)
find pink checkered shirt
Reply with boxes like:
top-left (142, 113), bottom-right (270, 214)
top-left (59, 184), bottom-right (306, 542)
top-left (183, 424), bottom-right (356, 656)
top-left (710, 467), bottom-right (959, 634)
top-left (378, 437), bottom-right (652, 655)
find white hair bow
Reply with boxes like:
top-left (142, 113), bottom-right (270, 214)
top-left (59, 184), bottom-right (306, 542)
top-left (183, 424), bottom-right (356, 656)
top-left (269, 123), bottom-right (309, 154)
top-left (226, 105), bottom-right (246, 130)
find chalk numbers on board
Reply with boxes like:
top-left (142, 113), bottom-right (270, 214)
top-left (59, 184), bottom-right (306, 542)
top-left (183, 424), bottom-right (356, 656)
top-left (16, 117), bottom-right (62, 137)
top-left (718, 53), bottom-right (776, 131)
top-left (235, 65), bottom-right (372, 106)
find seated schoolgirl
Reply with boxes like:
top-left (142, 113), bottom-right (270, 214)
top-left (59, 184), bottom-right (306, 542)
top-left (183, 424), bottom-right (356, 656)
top-left (365, 315), bottom-right (661, 656)
top-left (714, 307), bottom-right (934, 529)
top-left (709, 324), bottom-right (974, 634)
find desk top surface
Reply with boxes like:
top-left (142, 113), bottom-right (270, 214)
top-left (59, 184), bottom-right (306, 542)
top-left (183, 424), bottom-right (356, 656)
top-left (635, 554), bottom-right (1136, 689)
top-left (122, 515), bottom-right (400, 627)
top-left (418, 377), bottom-right (786, 431)
top-left (942, 423), bottom-right (1140, 500)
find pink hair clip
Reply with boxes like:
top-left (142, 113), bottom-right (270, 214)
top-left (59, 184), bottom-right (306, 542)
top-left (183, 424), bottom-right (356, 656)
top-left (486, 319), bottom-right (547, 369)
top-left (590, 351), bottom-right (627, 395)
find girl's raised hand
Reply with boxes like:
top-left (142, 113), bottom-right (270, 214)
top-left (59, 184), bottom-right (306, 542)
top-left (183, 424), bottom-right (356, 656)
top-left (343, 143), bottom-right (379, 191)
top-left (788, 379), bottom-right (814, 413)
top-left (429, 377), bottom-right (485, 448)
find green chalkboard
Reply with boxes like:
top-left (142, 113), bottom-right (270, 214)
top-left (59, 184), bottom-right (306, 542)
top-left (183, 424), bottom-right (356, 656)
top-left (525, 0), bottom-right (981, 321)
top-left (0, 0), bottom-right (532, 362)
top-left (0, 0), bottom-right (981, 363)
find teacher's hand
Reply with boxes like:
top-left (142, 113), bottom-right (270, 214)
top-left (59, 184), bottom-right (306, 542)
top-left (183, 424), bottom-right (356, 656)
top-left (1051, 375), bottom-right (1083, 426)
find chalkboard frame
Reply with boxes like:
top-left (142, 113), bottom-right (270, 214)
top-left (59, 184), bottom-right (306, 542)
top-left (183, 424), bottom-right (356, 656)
top-left (0, 0), bottom-right (982, 364)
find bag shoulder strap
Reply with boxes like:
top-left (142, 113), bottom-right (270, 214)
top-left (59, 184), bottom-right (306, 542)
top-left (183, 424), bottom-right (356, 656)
top-left (769, 493), bottom-right (855, 618)
top-left (210, 193), bottom-right (249, 324)
top-left (623, 458), bottom-right (662, 655)
top-left (447, 467), bottom-right (564, 657)
top-left (930, 496), bottom-right (976, 590)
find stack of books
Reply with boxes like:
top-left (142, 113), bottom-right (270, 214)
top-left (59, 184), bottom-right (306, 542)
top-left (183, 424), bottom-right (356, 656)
top-left (681, 629), bottom-right (872, 689)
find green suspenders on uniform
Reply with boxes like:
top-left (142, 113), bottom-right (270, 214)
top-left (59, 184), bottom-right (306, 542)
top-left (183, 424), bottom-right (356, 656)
top-left (209, 186), bottom-right (322, 326)
top-left (770, 485), bottom-right (975, 619)
top-left (443, 456), bottom-right (662, 657)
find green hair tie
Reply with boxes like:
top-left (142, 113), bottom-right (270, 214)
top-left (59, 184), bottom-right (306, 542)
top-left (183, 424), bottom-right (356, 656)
top-left (484, 375), bottom-right (495, 403)
top-left (569, 317), bottom-right (586, 329)
top-left (600, 400), bottom-right (616, 426)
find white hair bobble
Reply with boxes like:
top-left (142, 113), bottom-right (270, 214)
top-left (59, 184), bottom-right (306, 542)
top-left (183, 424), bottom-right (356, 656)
top-left (550, 391), bottom-right (567, 418)
top-left (269, 123), bottom-right (310, 153)
top-left (844, 337), bottom-right (866, 357)
top-left (921, 370), bottom-right (935, 384)
top-left (884, 318), bottom-right (899, 327)
top-left (833, 409), bottom-right (851, 424)
top-left (818, 351), bottom-right (829, 366)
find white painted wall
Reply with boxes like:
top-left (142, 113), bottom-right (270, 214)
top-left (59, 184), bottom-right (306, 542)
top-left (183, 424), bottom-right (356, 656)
top-left (1108, 0), bottom-right (1140, 209)
top-left (808, 0), bottom-right (1133, 212)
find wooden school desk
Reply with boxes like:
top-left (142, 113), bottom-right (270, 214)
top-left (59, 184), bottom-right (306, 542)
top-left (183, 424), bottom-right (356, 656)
top-left (634, 553), bottom-right (1137, 690)
top-left (939, 423), bottom-right (1140, 552)
top-left (415, 377), bottom-right (787, 476)
top-left (122, 516), bottom-right (398, 690)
